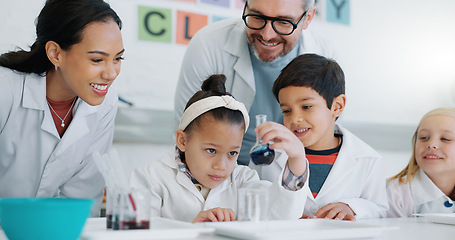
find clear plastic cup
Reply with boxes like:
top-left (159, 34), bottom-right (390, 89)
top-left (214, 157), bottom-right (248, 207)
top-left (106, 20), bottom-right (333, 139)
top-left (237, 188), bottom-right (269, 221)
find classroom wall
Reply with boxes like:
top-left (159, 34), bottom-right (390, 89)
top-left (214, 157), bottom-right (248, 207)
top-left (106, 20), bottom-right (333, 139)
top-left (1, 0), bottom-right (454, 177)
top-left (311, 0), bottom-right (455, 127)
top-left (2, 0), bottom-right (454, 118)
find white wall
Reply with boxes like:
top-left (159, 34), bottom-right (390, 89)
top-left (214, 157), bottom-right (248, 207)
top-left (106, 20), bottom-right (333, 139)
top-left (0, 0), bottom-right (44, 53)
top-left (311, 0), bottom-right (455, 127)
top-left (2, 0), bottom-right (454, 116)
top-left (1, 0), bottom-right (455, 177)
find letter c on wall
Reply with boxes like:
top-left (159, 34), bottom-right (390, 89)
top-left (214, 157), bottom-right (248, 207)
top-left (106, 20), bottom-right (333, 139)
top-left (144, 11), bottom-right (166, 36)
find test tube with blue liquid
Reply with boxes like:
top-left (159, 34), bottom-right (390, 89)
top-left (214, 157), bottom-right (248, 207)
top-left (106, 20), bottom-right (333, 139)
top-left (249, 114), bottom-right (275, 165)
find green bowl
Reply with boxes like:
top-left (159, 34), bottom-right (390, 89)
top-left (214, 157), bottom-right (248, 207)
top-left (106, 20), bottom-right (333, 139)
top-left (0, 198), bottom-right (93, 240)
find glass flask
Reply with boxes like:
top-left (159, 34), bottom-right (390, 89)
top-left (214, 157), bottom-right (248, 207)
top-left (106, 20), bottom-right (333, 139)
top-left (249, 114), bottom-right (275, 165)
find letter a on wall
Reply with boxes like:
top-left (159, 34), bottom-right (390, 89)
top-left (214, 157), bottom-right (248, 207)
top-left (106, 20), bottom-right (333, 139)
top-left (176, 11), bottom-right (208, 45)
top-left (138, 6), bottom-right (172, 43)
top-left (327, 0), bottom-right (350, 25)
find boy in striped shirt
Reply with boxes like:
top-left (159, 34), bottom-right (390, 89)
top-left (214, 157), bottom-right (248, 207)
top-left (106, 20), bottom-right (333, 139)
top-left (250, 54), bottom-right (388, 220)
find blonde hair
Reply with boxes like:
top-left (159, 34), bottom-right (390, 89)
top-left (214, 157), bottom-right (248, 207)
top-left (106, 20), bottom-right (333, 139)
top-left (388, 107), bottom-right (455, 184)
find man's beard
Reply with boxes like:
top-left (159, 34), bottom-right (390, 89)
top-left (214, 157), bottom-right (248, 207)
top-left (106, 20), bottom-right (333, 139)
top-left (250, 41), bottom-right (284, 63)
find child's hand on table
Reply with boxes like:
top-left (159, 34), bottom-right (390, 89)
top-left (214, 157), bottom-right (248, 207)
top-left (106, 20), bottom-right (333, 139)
top-left (193, 207), bottom-right (236, 223)
top-left (300, 202), bottom-right (356, 221)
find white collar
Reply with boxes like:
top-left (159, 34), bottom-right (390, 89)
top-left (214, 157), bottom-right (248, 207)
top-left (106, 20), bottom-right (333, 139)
top-left (411, 169), bottom-right (448, 205)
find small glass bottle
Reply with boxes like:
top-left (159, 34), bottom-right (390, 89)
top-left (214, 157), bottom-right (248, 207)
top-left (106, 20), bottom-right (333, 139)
top-left (249, 114), bottom-right (275, 165)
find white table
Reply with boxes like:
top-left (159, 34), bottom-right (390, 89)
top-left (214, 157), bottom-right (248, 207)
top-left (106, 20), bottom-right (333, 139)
top-left (194, 217), bottom-right (455, 240)
top-left (356, 217), bottom-right (455, 240)
top-left (1, 217), bottom-right (454, 240)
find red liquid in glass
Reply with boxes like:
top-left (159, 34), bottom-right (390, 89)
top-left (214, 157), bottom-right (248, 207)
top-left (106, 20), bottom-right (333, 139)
top-left (120, 220), bottom-right (150, 230)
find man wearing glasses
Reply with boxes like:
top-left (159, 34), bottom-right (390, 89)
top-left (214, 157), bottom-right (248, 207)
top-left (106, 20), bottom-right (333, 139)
top-left (174, 0), bottom-right (334, 165)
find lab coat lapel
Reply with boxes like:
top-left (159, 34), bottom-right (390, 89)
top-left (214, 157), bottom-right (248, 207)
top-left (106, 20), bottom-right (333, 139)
top-left (315, 129), bottom-right (355, 199)
top-left (316, 147), bottom-right (356, 199)
top-left (299, 30), bottom-right (318, 55)
top-left (298, 29), bottom-right (335, 58)
top-left (411, 169), bottom-right (446, 205)
top-left (22, 74), bottom-right (58, 138)
top-left (224, 21), bottom-right (255, 110)
top-left (41, 109), bottom-right (59, 138)
top-left (175, 170), bottom-right (205, 203)
top-left (54, 99), bottom-right (95, 155)
top-left (162, 156), bottom-right (205, 203)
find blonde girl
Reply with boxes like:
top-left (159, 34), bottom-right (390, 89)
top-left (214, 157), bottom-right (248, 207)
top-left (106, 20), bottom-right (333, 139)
top-left (387, 107), bottom-right (455, 217)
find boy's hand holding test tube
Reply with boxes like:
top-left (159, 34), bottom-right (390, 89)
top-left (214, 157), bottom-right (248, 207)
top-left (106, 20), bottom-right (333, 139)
top-left (255, 122), bottom-right (307, 178)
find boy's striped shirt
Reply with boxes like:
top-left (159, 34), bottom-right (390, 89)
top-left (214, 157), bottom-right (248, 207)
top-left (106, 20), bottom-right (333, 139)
top-left (306, 137), bottom-right (342, 198)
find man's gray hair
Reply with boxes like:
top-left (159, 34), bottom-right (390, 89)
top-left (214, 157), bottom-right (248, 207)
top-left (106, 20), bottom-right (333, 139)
top-left (303, 0), bottom-right (315, 10)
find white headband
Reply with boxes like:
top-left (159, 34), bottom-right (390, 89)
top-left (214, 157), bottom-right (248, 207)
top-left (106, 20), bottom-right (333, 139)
top-left (179, 95), bottom-right (250, 133)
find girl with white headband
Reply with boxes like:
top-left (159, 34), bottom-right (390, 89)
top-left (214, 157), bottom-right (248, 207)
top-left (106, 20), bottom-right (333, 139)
top-left (386, 107), bottom-right (455, 217)
top-left (129, 74), bottom-right (309, 222)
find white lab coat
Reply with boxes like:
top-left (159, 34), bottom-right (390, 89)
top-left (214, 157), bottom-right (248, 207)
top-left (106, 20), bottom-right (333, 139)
top-left (250, 125), bottom-right (389, 219)
top-left (0, 67), bottom-right (118, 216)
top-left (129, 151), bottom-right (308, 222)
top-left (386, 169), bottom-right (455, 218)
top-left (174, 18), bottom-right (334, 127)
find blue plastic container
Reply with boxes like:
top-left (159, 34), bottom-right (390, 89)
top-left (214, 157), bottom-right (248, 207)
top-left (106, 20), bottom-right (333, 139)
top-left (0, 198), bottom-right (93, 240)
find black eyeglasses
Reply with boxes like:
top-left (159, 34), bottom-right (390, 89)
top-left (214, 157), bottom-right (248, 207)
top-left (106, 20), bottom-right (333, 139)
top-left (242, 3), bottom-right (308, 35)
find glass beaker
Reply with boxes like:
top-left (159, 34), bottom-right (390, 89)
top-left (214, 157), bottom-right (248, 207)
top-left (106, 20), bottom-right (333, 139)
top-left (117, 189), bottom-right (151, 230)
top-left (249, 114), bottom-right (275, 165)
top-left (237, 188), bottom-right (269, 221)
